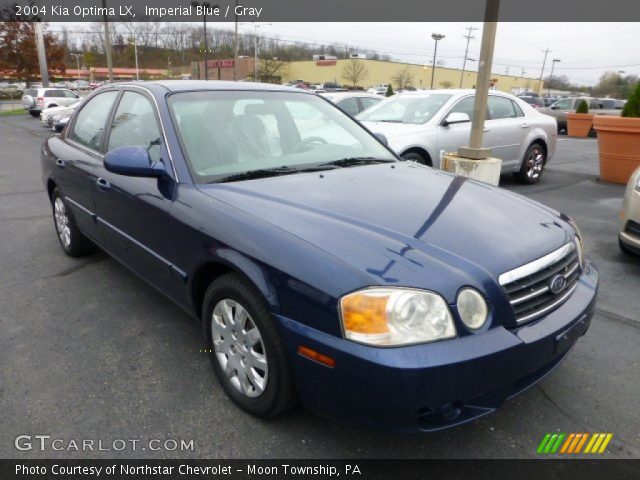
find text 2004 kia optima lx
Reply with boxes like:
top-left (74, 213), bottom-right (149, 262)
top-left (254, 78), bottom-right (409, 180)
top-left (41, 81), bottom-right (598, 432)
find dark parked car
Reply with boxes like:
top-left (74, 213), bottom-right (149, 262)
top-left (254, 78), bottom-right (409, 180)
top-left (41, 81), bottom-right (598, 432)
top-left (518, 95), bottom-right (546, 109)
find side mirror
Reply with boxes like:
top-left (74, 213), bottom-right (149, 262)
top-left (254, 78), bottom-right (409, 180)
top-left (442, 112), bottom-right (471, 126)
top-left (104, 146), bottom-right (167, 178)
top-left (373, 132), bottom-right (389, 146)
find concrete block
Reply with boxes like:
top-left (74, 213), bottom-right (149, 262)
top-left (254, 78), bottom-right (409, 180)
top-left (441, 153), bottom-right (503, 186)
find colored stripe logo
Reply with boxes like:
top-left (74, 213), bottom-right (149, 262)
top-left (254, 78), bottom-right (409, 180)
top-left (537, 433), bottom-right (613, 454)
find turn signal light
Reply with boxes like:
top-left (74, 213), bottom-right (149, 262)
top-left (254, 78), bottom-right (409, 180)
top-left (297, 345), bottom-right (335, 368)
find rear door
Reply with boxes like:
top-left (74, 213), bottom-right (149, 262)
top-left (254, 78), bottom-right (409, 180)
top-left (486, 95), bottom-right (529, 165)
top-left (58, 90), bottom-right (120, 243)
top-left (93, 89), bottom-right (182, 297)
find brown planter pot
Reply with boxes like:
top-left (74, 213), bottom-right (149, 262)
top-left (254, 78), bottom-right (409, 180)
top-left (566, 112), bottom-right (594, 137)
top-left (593, 116), bottom-right (640, 184)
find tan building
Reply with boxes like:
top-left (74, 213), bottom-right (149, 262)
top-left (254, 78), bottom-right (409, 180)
top-left (191, 57), bottom-right (542, 94)
top-left (281, 59), bottom-right (541, 94)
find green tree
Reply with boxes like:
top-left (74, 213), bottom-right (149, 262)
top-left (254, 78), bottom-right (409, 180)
top-left (622, 83), bottom-right (640, 118)
top-left (385, 84), bottom-right (394, 97)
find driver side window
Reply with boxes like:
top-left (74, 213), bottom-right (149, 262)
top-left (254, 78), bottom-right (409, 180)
top-left (107, 91), bottom-right (163, 163)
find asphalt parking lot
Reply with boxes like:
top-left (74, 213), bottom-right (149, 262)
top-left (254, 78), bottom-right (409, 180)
top-left (1, 114), bottom-right (638, 459)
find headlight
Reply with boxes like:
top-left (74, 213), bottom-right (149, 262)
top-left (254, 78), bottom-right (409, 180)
top-left (568, 217), bottom-right (585, 268)
top-left (456, 288), bottom-right (488, 330)
top-left (575, 235), bottom-right (585, 269)
top-left (340, 288), bottom-right (456, 346)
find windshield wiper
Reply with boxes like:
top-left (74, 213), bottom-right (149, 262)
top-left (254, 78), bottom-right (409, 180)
top-left (211, 164), bottom-right (338, 183)
top-left (317, 157), bottom-right (396, 168)
top-left (212, 166), bottom-right (300, 183)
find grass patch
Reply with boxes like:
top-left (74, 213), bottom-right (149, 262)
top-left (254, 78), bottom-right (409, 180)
top-left (0, 108), bottom-right (27, 116)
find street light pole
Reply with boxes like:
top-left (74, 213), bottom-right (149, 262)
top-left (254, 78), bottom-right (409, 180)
top-left (192, 1), bottom-right (212, 80)
top-left (547, 58), bottom-right (560, 96)
top-left (71, 53), bottom-right (81, 74)
top-left (430, 33), bottom-right (445, 89)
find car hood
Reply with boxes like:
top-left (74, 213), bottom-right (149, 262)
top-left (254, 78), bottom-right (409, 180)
top-left (360, 120), bottom-right (430, 138)
top-left (198, 163), bottom-right (573, 298)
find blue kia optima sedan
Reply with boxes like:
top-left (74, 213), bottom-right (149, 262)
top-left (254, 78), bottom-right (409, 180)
top-left (41, 81), bottom-right (598, 432)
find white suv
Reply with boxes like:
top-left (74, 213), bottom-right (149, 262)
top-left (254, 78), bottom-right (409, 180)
top-left (22, 87), bottom-right (80, 117)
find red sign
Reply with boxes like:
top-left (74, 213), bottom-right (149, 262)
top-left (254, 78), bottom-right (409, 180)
top-left (316, 60), bottom-right (337, 67)
top-left (206, 59), bottom-right (235, 68)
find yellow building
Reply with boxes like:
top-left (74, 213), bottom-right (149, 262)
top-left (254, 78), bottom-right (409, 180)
top-left (281, 59), bottom-right (541, 94)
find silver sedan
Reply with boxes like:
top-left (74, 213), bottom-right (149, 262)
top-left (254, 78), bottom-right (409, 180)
top-left (357, 89), bottom-right (558, 184)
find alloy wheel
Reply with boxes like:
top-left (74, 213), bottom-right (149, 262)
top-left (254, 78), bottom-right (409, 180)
top-left (525, 147), bottom-right (545, 181)
top-left (54, 197), bottom-right (71, 248)
top-left (211, 299), bottom-right (268, 398)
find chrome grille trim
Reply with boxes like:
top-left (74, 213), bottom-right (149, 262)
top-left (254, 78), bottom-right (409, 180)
top-left (498, 242), bottom-right (575, 286)
top-left (499, 242), bottom-right (581, 325)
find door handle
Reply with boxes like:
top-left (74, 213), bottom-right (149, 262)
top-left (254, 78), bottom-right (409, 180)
top-left (55, 159), bottom-right (65, 168)
top-left (521, 123), bottom-right (530, 128)
top-left (96, 178), bottom-right (111, 190)
top-left (483, 127), bottom-right (490, 133)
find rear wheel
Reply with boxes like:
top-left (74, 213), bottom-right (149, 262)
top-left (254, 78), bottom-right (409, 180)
top-left (29, 110), bottom-right (40, 117)
top-left (401, 150), bottom-right (430, 166)
top-left (203, 273), bottom-right (297, 418)
top-left (51, 188), bottom-right (94, 257)
top-left (515, 143), bottom-right (546, 184)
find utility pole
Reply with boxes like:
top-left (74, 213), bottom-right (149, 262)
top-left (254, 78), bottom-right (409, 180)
top-left (521, 67), bottom-right (526, 77)
top-left (547, 58), bottom-right (561, 96)
top-left (102, 0), bottom-right (113, 82)
top-left (505, 65), bottom-right (510, 76)
top-left (459, 26), bottom-right (478, 87)
top-left (233, 0), bottom-right (239, 81)
top-left (538, 48), bottom-right (551, 95)
top-left (34, 22), bottom-right (49, 87)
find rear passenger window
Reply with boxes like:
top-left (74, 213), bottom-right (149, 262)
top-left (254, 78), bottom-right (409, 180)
top-left (107, 91), bottom-right (163, 163)
top-left (512, 100), bottom-right (525, 117)
top-left (488, 96), bottom-right (518, 120)
top-left (337, 97), bottom-right (360, 116)
top-left (69, 91), bottom-right (118, 151)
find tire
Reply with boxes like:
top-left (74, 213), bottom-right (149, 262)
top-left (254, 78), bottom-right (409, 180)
top-left (401, 150), bottom-right (430, 166)
top-left (202, 273), bottom-right (297, 418)
top-left (51, 187), bottom-right (94, 257)
top-left (619, 237), bottom-right (637, 256)
top-left (515, 143), bottom-right (547, 184)
top-left (29, 110), bottom-right (40, 117)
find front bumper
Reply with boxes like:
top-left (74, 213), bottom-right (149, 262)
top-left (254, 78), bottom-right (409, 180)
top-left (277, 263), bottom-right (598, 433)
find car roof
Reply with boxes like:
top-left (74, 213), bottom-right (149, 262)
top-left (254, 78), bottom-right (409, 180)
top-left (322, 91), bottom-right (380, 100)
top-left (111, 80), bottom-right (305, 94)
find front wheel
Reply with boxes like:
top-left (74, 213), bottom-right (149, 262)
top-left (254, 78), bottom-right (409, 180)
top-left (401, 151), bottom-right (430, 165)
top-left (515, 143), bottom-right (546, 184)
top-left (203, 273), bottom-right (297, 418)
top-left (29, 110), bottom-right (40, 117)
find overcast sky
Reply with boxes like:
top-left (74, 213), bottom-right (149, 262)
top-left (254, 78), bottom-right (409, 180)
top-left (228, 22), bottom-right (640, 85)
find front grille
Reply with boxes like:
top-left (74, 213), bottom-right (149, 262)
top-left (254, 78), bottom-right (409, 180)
top-left (625, 219), bottom-right (640, 239)
top-left (499, 243), bottom-right (581, 325)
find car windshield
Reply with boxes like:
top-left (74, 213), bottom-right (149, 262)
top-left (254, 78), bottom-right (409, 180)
top-left (168, 90), bottom-right (396, 183)
top-left (356, 94), bottom-right (452, 124)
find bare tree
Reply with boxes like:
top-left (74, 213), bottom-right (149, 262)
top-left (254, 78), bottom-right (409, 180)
top-left (341, 59), bottom-right (368, 88)
top-left (392, 67), bottom-right (414, 91)
top-left (259, 58), bottom-right (288, 83)
top-left (439, 80), bottom-right (453, 89)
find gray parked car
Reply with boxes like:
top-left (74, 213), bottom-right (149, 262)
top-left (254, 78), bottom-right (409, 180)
top-left (543, 97), bottom-right (620, 131)
top-left (357, 89), bottom-right (557, 184)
